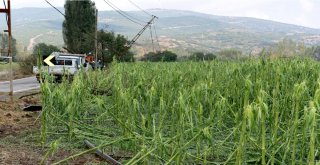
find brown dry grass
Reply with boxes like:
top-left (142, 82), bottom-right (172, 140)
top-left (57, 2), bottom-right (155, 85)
top-left (0, 94), bottom-right (105, 164)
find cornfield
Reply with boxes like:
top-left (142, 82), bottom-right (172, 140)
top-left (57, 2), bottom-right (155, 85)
top-left (41, 59), bottom-right (320, 164)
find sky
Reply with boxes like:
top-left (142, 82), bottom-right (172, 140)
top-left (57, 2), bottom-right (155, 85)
top-left (8, 0), bottom-right (320, 29)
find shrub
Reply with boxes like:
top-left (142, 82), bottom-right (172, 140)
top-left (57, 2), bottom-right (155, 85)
top-left (17, 55), bottom-right (37, 75)
top-left (33, 43), bottom-right (59, 57)
top-left (217, 48), bottom-right (242, 59)
top-left (189, 52), bottom-right (216, 61)
top-left (141, 50), bottom-right (177, 62)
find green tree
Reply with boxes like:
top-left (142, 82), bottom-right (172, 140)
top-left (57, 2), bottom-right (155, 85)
top-left (0, 33), bottom-right (17, 61)
top-left (63, 0), bottom-right (96, 54)
top-left (274, 38), bottom-right (297, 57)
top-left (313, 46), bottom-right (320, 60)
top-left (217, 49), bottom-right (242, 60)
top-left (32, 43), bottom-right (59, 57)
top-left (98, 30), bottom-right (134, 63)
top-left (141, 50), bottom-right (177, 62)
top-left (189, 52), bottom-right (216, 61)
top-left (271, 39), bottom-right (316, 58)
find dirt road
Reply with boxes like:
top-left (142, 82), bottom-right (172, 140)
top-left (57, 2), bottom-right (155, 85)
top-left (27, 34), bottom-right (43, 51)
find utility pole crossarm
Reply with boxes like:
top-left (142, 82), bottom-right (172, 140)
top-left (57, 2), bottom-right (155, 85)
top-left (0, 9), bottom-right (9, 12)
top-left (127, 15), bottom-right (158, 49)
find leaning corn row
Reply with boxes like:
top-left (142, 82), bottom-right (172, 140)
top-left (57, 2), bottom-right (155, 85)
top-left (41, 59), bottom-right (319, 164)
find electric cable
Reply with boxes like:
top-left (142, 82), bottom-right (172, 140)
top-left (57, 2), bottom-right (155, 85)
top-left (2, 0), bottom-right (6, 9)
top-left (126, 0), bottom-right (152, 17)
top-left (43, 0), bottom-right (156, 54)
top-left (3, 0), bottom-right (8, 25)
top-left (44, 0), bottom-right (65, 17)
top-left (104, 0), bottom-right (147, 23)
top-left (149, 26), bottom-right (155, 52)
top-left (102, 0), bottom-right (145, 26)
top-left (152, 21), bottom-right (161, 51)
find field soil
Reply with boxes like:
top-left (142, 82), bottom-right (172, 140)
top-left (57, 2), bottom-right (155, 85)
top-left (0, 94), bottom-right (42, 164)
top-left (0, 93), bottom-right (102, 164)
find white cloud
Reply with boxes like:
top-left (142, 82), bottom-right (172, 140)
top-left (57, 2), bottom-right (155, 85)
top-left (300, 0), bottom-right (314, 12)
top-left (245, 11), bottom-right (271, 20)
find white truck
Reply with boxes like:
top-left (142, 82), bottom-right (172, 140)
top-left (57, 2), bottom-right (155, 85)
top-left (33, 52), bottom-right (91, 82)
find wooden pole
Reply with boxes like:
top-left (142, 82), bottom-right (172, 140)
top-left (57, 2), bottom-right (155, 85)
top-left (8, 0), bottom-right (13, 97)
top-left (0, 0), bottom-right (13, 100)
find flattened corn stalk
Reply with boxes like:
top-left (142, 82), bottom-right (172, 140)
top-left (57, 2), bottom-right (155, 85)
top-left (41, 59), bottom-right (320, 164)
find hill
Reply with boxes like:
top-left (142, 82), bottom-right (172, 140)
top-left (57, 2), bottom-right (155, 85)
top-left (4, 8), bottom-right (320, 56)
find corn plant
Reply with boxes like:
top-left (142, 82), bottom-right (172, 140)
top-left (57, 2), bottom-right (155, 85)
top-left (41, 59), bottom-right (320, 164)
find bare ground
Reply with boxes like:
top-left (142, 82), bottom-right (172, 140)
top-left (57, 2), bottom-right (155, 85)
top-left (0, 94), bottom-right (104, 165)
top-left (0, 94), bottom-right (42, 164)
top-left (27, 34), bottom-right (43, 51)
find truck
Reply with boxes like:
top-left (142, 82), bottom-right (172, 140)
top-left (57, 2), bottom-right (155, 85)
top-left (33, 52), bottom-right (91, 82)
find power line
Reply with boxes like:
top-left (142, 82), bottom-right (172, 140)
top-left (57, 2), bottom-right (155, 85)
top-left (3, 0), bottom-right (8, 25)
top-left (104, 0), bottom-right (147, 23)
top-left (102, 0), bottom-right (145, 26)
top-left (126, 0), bottom-right (152, 17)
top-left (44, 0), bottom-right (65, 17)
top-left (152, 21), bottom-right (161, 51)
top-left (2, 0), bottom-right (6, 8)
top-left (149, 26), bottom-right (155, 52)
top-left (43, 0), bottom-right (155, 54)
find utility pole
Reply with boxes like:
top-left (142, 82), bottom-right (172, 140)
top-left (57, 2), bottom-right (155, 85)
top-left (0, 0), bottom-right (13, 98)
top-left (94, 9), bottom-right (98, 68)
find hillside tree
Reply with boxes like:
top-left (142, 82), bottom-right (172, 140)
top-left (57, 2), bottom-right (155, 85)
top-left (98, 30), bottom-right (134, 63)
top-left (189, 52), bottom-right (216, 61)
top-left (63, 0), bottom-right (96, 54)
top-left (141, 50), bottom-right (177, 62)
top-left (312, 46), bottom-right (320, 60)
top-left (217, 49), bottom-right (242, 60)
top-left (32, 43), bottom-right (59, 57)
top-left (0, 34), bottom-right (17, 61)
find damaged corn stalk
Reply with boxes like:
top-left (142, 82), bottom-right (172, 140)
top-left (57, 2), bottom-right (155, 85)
top-left (41, 59), bottom-right (320, 164)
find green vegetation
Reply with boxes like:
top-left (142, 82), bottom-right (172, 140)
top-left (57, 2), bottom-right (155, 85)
top-left (63, 0), bottom-right (96, 54)
top-left (15, 43), bottom-right (58, 75)
top-left (32, 43), bottom-right (59, 57)
top-left (17, 55), bottom-right (37, 75)
top-left (97, 30), bottom-right (134, 63)
top-left (0, 63), bottom-right (21, 80)
top-left (315, 46), bottom-right (320, 60)
top-left (0, 33), bottom-right (18, 61)
top-left (188, 52), bottom-right (216, 61)
top-left (217, 48), bottom-right (243, 60)
top-left (41, 59), bottom-right (320, 164)
top-left (0, 62), bottom-right (19, 71)
top-left (141, 50), bottom-right (177, 62)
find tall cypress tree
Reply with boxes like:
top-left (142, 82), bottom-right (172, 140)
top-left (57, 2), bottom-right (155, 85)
top-left (63, 0), bottom-right (96, 54)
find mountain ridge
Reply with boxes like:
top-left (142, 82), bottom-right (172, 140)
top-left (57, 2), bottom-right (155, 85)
top-left (3, 8), bottom-right (320, 56)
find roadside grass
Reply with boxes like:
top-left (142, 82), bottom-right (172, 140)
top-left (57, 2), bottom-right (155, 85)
top-left (0, 62), bottom-right (19, 71)
top-left (0, 62), bottom-right (32, 81)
